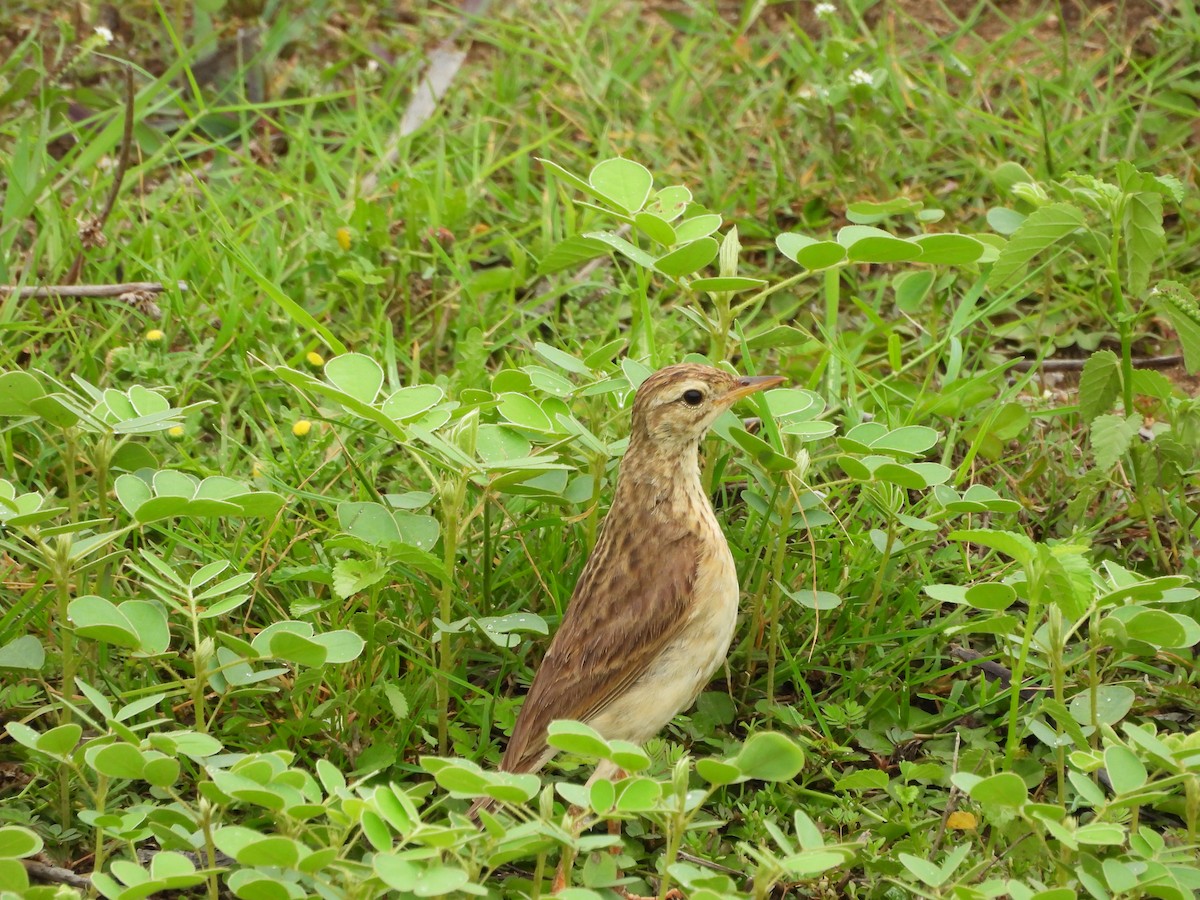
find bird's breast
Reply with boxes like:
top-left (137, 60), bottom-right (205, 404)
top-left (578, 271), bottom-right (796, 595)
top-left (586, 519), bottom-right (740, 745)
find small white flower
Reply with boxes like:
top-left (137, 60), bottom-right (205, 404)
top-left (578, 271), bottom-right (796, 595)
top-left (366, 59), bottom-right (380, 74)
top-left (814, 2), bottom-right (837, 17)
top-left (94, 25), bottom-right (114, 45)
top-left (848, 68), bottom-right (873, 87)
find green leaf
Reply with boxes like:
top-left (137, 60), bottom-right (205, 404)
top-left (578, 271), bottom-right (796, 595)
top-left (0, 371), bottom-right (44, 416)
top-left (497, 393), bottom-right (554, 432)
top-left (646, 185), bottom-right (691, 220)
top-left (733, 732), bottom-right (805, 782)
top-left (724, 426), bottom-right (795, 471)
top-left (1103, 745), bottom-right (1147, 794)
top-left (846, 197), bottom-right (923, 223)
top-left (894, 270), bottom-right (935, 312)
top-left (963, 771), bottom-right (1027, 807)
top-left (332, 559), bottom-right (389, 598)
top-left (673, 214), bottom-right (722, 242)
top-left (1123, 608), bottom-right (1188, 648)
top-left (68, 596), bottom-right (140, 649)
top-left (589, 777), bottom-right (615, 814)
top-left (380, 385), bottom-right (444, 422)
top-left (696, 758), bottom-right (742, 786)
top-left (0, 825), bottom-right (42, 859)
top-left (908, 233), bottom-right (985, 264)
top-left (1074, 823), bottom-right (1126, 846)
top-left (689, 276), bottom-right (766, 292)
top-left (1068, 685), bottom-right (1135, 726)
top-left (899, 853), bottom-right (949, 888)
top-left (537, 157), bottom-right (601, 197)
top-left (1078, 350), bottom-right (1121, 421)
top-left (474, 613), bottom-right (549, 648)
top-left (872, 425), bottom-right (939, 456)
top-left (582, 230), bottom-right (658, 269)
top-left (533, 342), bottom-right (592, 375)
top-left (588, 158), bottom-right (653, 213)
top-left (312, 630), bottom-right (365, 664)
top-left (949, 528), bottom-right (1036, 566)
top-left (547, 720), bottom-right (610, 759)
top-left (1090, 413), bottom-right (1140, 469)
top-left (1150, 281), bottom-right (1200, 373)
top-left (987, 202), bottom-right (1085, 290)
top-left (338, 501), bottom-right (402, 546)
top-left (632, 212), bottom-right (676, 246)
top-left (88, 743), bottom-right (146, 779)
top-left (614, 777), bottom-right (661, 812)
top-left (837, 226), bottom-right (923, 263)
top-left (325, 354), bottom-right (383, 404)
top-left (655, 237), bottom-right (719, 278)
top-left (776, 233), bottom-right (846, 269)
top-left (781, 849), bottom-right (851, 877)
top-left (986, 207), bottom-right (1026, 235)
top-left (835, 769), bottom-right (889, 791)
top-left (37, 723), bottom-right (82, 757)
top-left (964, 582), bottom-right (1017, 611)
top-left (992, 161), bottom-right (1035, 192)
top-left (0, 635), bottom-right (44, 670)
top-left (537, 235), bottom-right (610, 275)
top-left (268, 631), bottom-right (328, 667)
top-left (1123, 191), bottom-right (1164, 296)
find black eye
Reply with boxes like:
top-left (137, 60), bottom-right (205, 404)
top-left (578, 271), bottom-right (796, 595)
top-left (681, 389), bottom-right (704, 406)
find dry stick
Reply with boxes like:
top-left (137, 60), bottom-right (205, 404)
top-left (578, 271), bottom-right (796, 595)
top-left (23, 859), bottom-right (90, 889)
top-left (1011, 354), bottom-right (1184, 372)
top-left (65, 68), bottom-right (136, 284)
top-left (0, 281), bottom-right (187, 298)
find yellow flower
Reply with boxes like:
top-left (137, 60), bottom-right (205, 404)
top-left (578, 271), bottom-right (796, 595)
top-left (946, 811), bottom-right (977, 831)
top-left (306, 351), bottom-right (325, 367)
top-left (292, 419), bottom-right (313, 437)
top-left (145, 329), bottom-right (165, 342)
top-left (167, 425), bottom-right (184, 438)
top-left (336, 227), bottom-right (352, 251)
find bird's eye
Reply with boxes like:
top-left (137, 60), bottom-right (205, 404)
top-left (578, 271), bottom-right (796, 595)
top-left (681, 389), bottom-right (704, 406)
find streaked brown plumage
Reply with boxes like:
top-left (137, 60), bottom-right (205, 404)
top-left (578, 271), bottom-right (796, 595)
top-left (492, 363), bottom-right (785, 784)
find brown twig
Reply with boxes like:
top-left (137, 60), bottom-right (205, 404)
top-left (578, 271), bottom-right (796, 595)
top-left (23, 859), bottom-right (90, 888)
top-left (65, 67), bottom-right (136, 283)
top-left (1011, 354), bottom-right (1184, 372)
top-left (0, 281), bottom-right (186, 298)
top-left (949, 644), bottom-right (1043, 701)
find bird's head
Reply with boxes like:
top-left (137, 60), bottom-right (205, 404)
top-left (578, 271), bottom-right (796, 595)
top-left (629, 363), bottom-right (785, 454)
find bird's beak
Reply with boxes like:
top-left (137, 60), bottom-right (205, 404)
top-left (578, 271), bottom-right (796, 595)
top-left (723, 374), bottom-right (786, 405)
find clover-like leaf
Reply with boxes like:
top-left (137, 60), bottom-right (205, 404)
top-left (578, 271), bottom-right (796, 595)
top-left (655, 237), bottom-right (719, 278)
top-left (325, 353), bottom-right (384, 404)
top-left (588, 158), bottom-right (653, 213)
top-left (776, 233), bottom-right (846, 269)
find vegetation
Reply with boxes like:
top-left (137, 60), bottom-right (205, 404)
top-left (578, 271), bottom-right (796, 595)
top-left (1, 1), bottom-right (1198, 897)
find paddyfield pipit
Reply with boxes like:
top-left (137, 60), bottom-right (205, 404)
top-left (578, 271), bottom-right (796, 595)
top-left (489, 362), bottom-right (785, 792)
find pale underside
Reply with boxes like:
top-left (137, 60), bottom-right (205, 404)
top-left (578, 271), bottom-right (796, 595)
top-left (500, 453), bottom-right (740, 776)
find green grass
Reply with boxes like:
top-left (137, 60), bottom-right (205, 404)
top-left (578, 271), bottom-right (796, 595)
top-left (1, 1), bottom-right (1199, 897)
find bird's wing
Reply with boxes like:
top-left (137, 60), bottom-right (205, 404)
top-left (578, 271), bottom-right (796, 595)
top-left (499, 521), bottom-right (701, 774)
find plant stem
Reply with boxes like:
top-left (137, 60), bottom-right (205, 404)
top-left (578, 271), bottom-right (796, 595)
top-left (438, 498), bottom-right (460, 754)
top-left (764, 478), bottom-right (792, 703)
top-left (52, 540), bottom-right (76, 826)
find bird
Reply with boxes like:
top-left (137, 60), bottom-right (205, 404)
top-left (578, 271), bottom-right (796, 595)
top-left (483, 362), bottom-right (785, 801)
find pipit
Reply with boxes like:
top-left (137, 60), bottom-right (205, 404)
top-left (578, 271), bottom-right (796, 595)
top-left (484, 362), bottom-right (785, 800)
